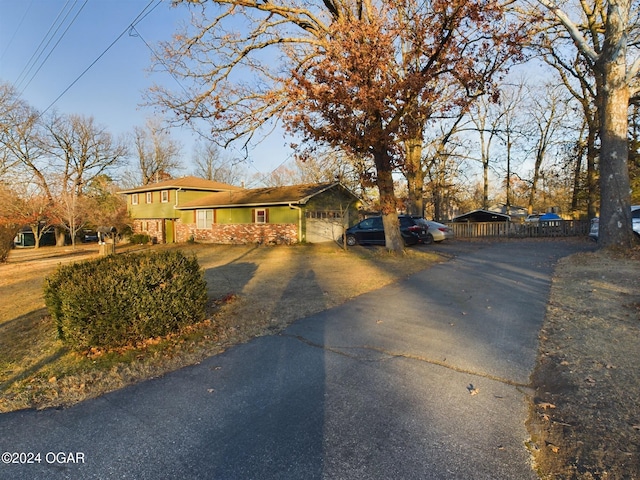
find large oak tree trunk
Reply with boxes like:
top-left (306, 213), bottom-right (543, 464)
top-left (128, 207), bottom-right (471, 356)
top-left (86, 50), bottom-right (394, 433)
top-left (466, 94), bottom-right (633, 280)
top-left (373, 147), bottom-right (404, 253)
top-left (596, 0), bottom-right (634, 248)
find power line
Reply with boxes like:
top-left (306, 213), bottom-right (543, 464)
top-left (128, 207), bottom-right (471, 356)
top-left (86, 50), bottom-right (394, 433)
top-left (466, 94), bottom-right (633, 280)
top-left (0, 0), bottom-right (34, 62)
top-left (128, 24), bottom-right (189, 96)
top-left (40, 0), bottom-right (162, 117)
top-left (14, 0), bottom-right (83, 91)
top-left (18, 0), bottom-right (89, 95)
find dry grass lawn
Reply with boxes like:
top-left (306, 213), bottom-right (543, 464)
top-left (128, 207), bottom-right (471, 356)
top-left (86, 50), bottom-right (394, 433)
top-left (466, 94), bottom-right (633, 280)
top-left (0, 242), bottom-right (442, 412)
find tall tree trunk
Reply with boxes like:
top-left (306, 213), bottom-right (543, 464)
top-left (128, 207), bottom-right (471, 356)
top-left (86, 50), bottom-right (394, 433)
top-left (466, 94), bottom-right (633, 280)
top-left (528, 151), bottom-right (544, 214)
top-left (586, 124), bottom-right (599, 220)
top-left (373, 147), bottom-right (404, 253)
top-left (404, 137), bottom-right (424, 216)
top-left (29, 224), bottom-right (41, 249)
top-left (596, 1), bottom-right (633, 248)
top-left (570, 136), bottom-right (585, 217)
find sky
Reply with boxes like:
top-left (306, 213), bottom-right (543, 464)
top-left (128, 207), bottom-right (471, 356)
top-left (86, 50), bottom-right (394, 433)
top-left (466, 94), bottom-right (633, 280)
top-left (0, 0), bottom-right (295, 184)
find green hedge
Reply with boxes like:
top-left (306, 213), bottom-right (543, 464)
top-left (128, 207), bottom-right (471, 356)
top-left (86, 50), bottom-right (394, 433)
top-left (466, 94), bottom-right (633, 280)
top-left (44, 250), bottom-right (208, 351)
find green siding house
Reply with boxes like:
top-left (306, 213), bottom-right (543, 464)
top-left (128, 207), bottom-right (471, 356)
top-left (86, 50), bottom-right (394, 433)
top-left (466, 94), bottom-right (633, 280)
top-left (121, 176), bottom-right (360, 244)
top-left (119, 176), bottom-right (241, 243)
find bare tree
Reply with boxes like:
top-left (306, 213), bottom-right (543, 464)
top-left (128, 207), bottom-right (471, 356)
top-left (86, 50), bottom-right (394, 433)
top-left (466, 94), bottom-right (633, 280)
top-left (536, 38), bottom-right (600, 219)
top-left (524, 82), bottom-right (569, 214)
top-left (132, 118), bottom-right (182, 185)
top-left (0, 86), bottom-right (51, 199)
top-left (0, 83), bottom-right (25, 179)
top-left (42, 113), bottom-right (128, 244)
top-left (421, 113), bottom-right (469, 220)
top-left (466, 83), bottom-right (527, 212)
top-left (535, 0), bottom-right (640, 247)
top-left (45, 113), bottom-right (129, 196)
top-left (467, 95), bottom-right (504, 209)
top-left (192, 141), bottom-right (245, 184)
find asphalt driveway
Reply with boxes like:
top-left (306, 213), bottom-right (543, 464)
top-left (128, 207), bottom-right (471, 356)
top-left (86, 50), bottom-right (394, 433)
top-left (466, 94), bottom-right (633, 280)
top-left (0, 240), bottom-right (595, 479)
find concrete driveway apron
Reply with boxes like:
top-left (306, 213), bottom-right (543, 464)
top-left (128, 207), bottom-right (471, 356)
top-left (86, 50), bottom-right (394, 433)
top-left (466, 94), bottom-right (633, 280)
top-left (0, 240), bottom-right (593, 479)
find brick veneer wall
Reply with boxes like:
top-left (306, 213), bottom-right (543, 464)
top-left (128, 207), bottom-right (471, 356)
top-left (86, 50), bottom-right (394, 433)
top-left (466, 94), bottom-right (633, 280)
top-left (175, 221), bottom-right (298, 245)
top-left (133, 219), bottom-right (164, 244)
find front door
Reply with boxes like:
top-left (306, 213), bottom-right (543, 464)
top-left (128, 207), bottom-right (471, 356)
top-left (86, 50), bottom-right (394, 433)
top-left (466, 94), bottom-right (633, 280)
top-left (164, 219), bottom-right (174, 243)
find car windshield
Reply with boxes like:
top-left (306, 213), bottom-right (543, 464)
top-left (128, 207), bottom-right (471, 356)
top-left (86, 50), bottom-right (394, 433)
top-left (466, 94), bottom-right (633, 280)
top-left (358, 218), bottom-right (378, 229)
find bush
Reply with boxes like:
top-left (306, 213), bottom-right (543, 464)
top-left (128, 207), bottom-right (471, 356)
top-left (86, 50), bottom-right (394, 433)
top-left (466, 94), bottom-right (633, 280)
top-left (0, 225), bottom-right (19, 263)
top-left (44, 250), bottom-right (208, 351)
top-left (130, 233), bottom-right (150, 245)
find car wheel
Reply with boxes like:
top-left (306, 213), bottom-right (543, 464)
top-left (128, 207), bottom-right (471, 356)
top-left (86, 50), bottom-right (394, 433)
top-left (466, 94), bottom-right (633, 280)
top-left (423, 233), bottom-right (434, 245)
top-left (346, 235), bottom-right (357, 247)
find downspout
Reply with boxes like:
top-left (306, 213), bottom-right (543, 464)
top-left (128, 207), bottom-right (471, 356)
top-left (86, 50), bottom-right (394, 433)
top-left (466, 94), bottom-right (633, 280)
top-left (289, 203), bottom-right (303, 243)
top-left (173, 188), bottom-right (182, 243)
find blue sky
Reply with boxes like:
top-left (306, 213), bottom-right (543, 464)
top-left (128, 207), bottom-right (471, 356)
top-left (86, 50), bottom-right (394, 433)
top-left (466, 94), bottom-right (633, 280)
top-left (0, 0), bottom-right (294, 182)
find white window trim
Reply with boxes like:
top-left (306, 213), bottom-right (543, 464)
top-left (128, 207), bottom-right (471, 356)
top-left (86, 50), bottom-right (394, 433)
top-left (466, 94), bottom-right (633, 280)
top-left (255, 208), bottom-right (267, 223)
top-left (131, 193), bottom-right (138, 205)
top-left (146, 192), bottom-right (153, 204)
top-left (196, 209), bottom-right (213, 229)
top-left (161, 190), bottom-right (169, 203)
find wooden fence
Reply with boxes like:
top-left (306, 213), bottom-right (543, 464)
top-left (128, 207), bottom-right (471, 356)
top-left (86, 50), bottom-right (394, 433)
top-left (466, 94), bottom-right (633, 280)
top-left (447, 220), bottom-right (590, 239)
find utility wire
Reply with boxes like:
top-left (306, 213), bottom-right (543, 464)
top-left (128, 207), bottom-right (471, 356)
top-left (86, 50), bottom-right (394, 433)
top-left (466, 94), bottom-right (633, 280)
top-left (15, 0), bottom-right (80, 91)
top-left (129, 24), bottom-right (189, 96)
top-left (40, 0), bottom-right (162, 117)
top-left (19, 0), bottom-right (89, 95)
top-left (0, 0), bottom-right (35, 62)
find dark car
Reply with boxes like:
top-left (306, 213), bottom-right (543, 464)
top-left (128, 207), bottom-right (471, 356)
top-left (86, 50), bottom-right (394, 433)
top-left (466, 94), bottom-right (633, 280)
top-left (344, 215), bottom-right (429, 246)
top-left (82, 230), bottom-right (99, 243)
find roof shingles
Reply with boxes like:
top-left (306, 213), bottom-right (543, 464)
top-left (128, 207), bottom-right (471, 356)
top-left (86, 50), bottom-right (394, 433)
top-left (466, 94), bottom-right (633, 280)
top-left (178, 183), bottom-right (339, 209)
top-left (119, 176), bottom-right (241, 194)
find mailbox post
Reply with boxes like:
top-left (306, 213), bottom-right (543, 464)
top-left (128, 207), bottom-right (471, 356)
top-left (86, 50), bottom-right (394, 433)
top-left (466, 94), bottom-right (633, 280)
top-left (98, 226), bottom-right (117, 255)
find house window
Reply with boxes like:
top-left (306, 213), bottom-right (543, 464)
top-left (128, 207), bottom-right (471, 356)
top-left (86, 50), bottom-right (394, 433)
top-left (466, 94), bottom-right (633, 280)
top-left (146, 192), bottom-right (153, 203)
top-left (196, 210), bottom-right (213, 229)
top-left (255, 209), bottom-right (267, 223)
top-left (131, 194), bottom-right (139, 205)
top-left (161, 190), bottom-right (169, 203)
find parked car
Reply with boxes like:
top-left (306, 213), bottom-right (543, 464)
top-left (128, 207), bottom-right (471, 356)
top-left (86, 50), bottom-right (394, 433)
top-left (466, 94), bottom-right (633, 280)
top-left (422, 220), bottom-right (454, 244)
top-left (82, 230), bottom-right (99, 243)
top-left (344, 215), bottom-right (428, 246)
top-left (399, 215), bottom-right (431, 244)
top-left (589, 205), bottom-right (640, 241)
top-left (524, 214), bottom-right (541, 223)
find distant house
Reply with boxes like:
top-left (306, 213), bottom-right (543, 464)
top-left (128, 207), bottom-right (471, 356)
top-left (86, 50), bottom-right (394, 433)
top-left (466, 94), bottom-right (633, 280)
top-left (13, 226), bottom-right (56, 248)
top-left (452, 209), bottom-right (511, 223)
top-left (121, 176), bottom-right (360, 244)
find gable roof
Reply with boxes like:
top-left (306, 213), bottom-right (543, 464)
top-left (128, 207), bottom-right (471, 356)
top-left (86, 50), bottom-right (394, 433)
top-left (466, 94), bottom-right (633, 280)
top-left (452, 209), bottom-right (511, 222)
top-left (119, 176), bottom-right (241, 194)
top-left (177, 182), bottom-right (356, 209)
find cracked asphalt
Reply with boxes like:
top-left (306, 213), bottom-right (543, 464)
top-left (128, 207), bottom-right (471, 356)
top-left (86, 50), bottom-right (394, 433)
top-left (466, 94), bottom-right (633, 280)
top-left (0, 240), bottom-right (593, 479)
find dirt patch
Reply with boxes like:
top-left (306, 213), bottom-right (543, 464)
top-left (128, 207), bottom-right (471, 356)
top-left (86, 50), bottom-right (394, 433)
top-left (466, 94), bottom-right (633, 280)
top-left (527, 247), bottom-right (640, 479)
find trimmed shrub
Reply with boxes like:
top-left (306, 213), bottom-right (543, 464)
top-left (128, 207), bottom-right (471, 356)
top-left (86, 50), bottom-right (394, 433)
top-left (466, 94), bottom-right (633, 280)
top-left (130, 233), bottom-right (150, 245)
top-left (44, 250), bottom-right (208, 351)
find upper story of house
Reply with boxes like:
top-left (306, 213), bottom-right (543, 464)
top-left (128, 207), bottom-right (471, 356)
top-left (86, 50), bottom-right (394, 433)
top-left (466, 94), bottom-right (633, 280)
top-left (119, 176), bottom-right (241, 220)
